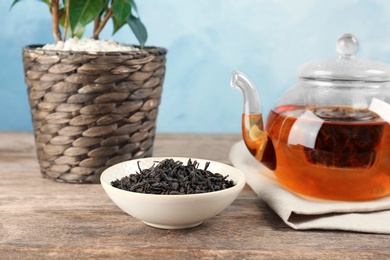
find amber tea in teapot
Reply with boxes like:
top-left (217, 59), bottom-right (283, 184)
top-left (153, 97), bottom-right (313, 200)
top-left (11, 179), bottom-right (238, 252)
top-left (242, 105), bottom-right (389, 201)
top-left (233, 34), bottom-right (390, 201)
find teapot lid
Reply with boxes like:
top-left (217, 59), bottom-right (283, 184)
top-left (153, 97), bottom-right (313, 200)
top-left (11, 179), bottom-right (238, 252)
top-left (299, 33), bottom-right (390, 82)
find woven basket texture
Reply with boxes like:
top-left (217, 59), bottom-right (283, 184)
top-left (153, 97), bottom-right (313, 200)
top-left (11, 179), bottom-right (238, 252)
top-left (22, 45), bottom-right (167, 183)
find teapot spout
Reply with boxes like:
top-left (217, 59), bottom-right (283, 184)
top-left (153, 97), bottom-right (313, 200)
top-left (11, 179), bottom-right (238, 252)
top-left (231, 71), bottom-right (276, 170)
top-left (230, 71), bottom-right (262, 115)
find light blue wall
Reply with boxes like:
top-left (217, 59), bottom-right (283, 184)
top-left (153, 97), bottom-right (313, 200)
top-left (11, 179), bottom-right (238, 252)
top-left (2, 0), bottom-right (390, 133)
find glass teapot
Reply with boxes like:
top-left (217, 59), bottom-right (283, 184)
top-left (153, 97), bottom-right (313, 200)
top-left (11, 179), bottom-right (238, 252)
top-left (231, 34), bottom-right (390, 201)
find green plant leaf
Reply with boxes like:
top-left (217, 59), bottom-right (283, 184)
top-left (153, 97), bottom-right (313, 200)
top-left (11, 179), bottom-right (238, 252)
top-left (129, 0), bottom-right (138, 15)
top-left (112, 0), bottom-right (131, 26)
top-left (101, 0), bottom-right (110, 13)
top-left (10, 0), bottom-right (21, 8)
top-left (58, 8), bottom-right (85, 38)
top-left (112, 16), bottom-right (126, 35)
top-left (11, 0), bottom-right (149, 46)
top-left (127, 14), bottom-right (147, 48)
top-left (68, 0), bottom-right (103, 36)
top-left (74, 26), bottom-right (86, 38)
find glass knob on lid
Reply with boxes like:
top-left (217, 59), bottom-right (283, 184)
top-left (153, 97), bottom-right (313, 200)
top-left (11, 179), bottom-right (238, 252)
top-left (299, 33), bottom-right (390, 82)
top-left (336, 33), bottom-right (359, 57)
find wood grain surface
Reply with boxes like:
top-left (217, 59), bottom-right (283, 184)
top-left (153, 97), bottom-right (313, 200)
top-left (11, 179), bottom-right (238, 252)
top-left (1, 131), bottom-right (389, 259)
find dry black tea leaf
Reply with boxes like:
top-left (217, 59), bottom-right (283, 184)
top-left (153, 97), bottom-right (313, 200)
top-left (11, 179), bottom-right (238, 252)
top-left (111, 158), bottom-right (235, 195)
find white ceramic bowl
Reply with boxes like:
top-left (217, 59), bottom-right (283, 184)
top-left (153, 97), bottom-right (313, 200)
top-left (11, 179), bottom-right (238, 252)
top-left (100, 157), bottom-right (246, 229)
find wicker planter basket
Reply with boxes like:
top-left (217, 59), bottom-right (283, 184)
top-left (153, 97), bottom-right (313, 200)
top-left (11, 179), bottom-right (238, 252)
top-left (22, 45), bottom-right (167, 183)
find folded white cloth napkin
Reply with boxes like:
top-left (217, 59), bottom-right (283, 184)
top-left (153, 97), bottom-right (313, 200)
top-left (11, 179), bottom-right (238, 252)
top-left (229, 140), bottom-right (390, 234)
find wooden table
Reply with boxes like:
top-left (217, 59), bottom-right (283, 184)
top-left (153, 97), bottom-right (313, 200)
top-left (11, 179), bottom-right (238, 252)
top-left (1, 131), bottom-right (389, 259)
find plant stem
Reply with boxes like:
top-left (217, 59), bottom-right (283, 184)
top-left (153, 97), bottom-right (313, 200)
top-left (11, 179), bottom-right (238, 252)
top-left (93, 8), bottom-right (113, 39)
top-left (62, 0), bottom-right (70, 41)
top-left (93, 17), bottom-right (100, 36)
top-left (51, 0), bottom-right (61, 42)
